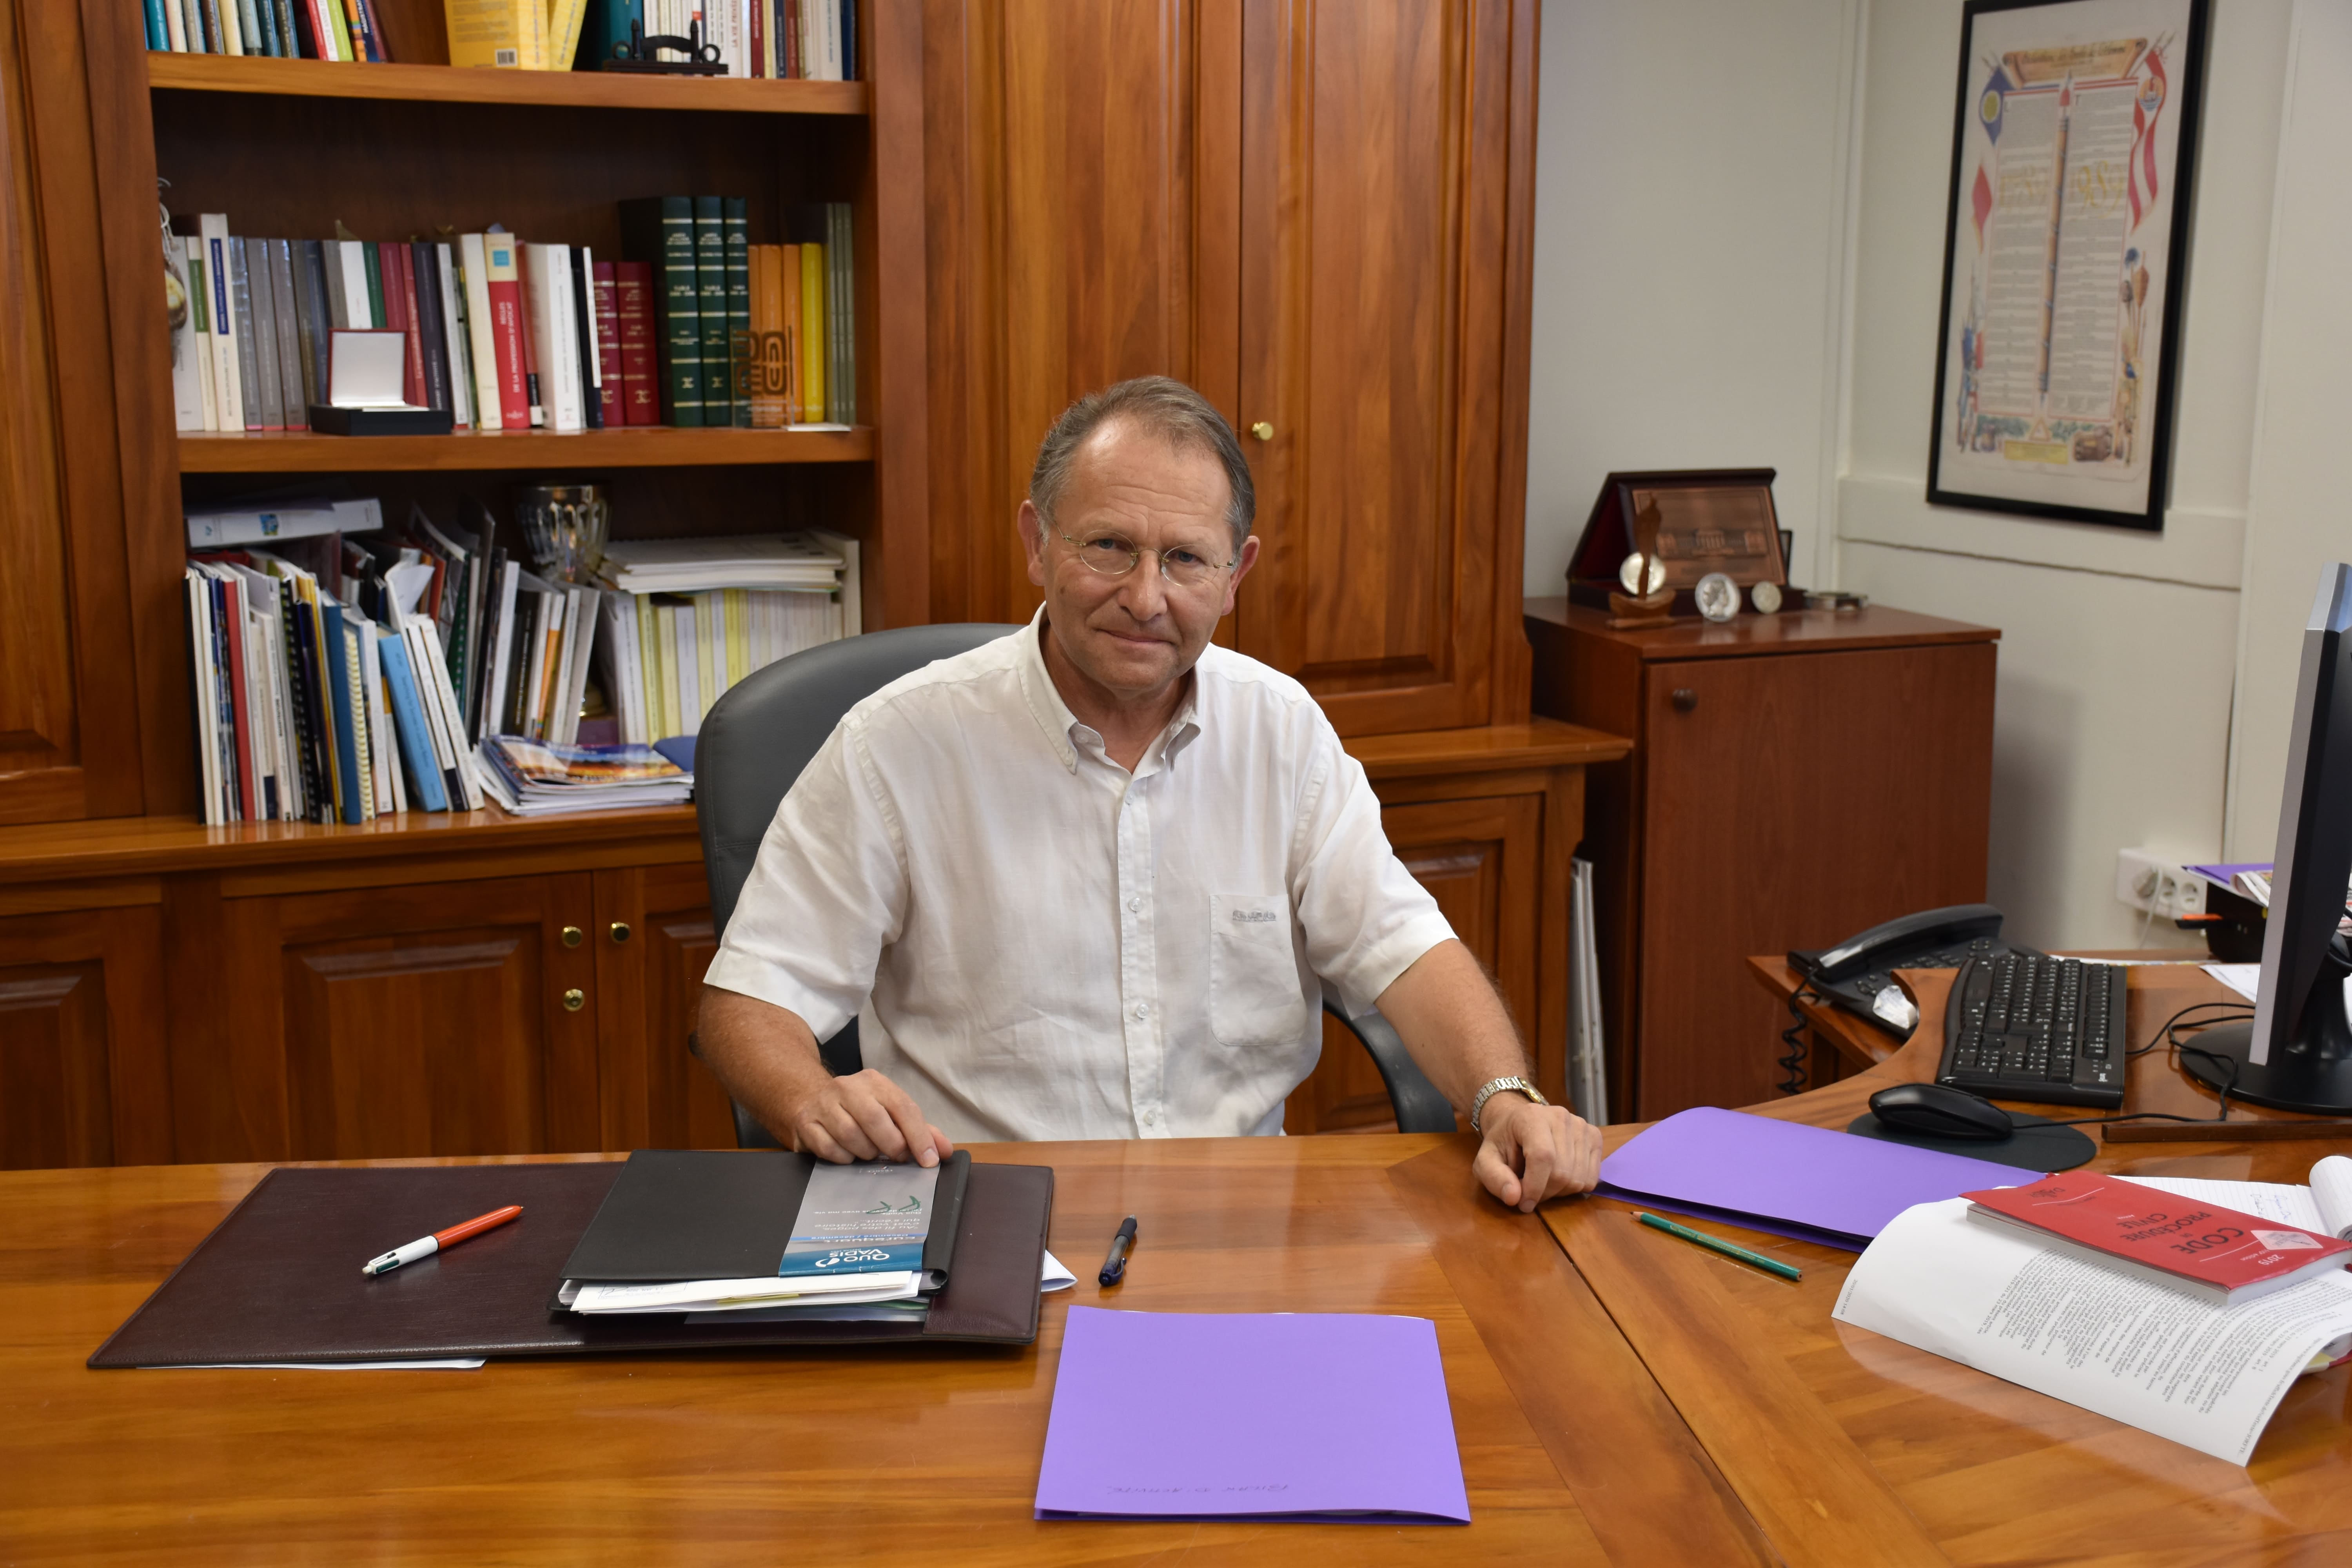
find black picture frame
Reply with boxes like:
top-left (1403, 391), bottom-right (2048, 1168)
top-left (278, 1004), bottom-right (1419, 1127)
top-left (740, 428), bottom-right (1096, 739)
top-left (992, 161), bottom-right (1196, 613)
top-left (1925, 0), bottom-right (2209, 531)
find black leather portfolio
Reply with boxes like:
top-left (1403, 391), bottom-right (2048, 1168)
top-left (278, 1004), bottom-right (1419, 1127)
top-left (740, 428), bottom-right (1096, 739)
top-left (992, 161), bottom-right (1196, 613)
top-left (90, 1153), bottom-right (1051, 1368)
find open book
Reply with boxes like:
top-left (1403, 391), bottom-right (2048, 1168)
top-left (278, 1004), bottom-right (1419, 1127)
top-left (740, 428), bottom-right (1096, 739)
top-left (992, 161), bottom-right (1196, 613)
top-left (2120, 1158), bottom-right (2352, 1240)
top-left (1836, 1194), bottom-right (2352, 1465)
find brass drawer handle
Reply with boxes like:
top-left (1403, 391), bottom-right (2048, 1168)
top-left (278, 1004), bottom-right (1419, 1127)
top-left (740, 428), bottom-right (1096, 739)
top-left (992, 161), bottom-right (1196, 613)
top-left (1249, 421), bottom-right (1274, 441)
top-left (561, 926), bottom-right (584, 947)
top-left (562, 988), bottom-right (586, 1012)
top-left (610, 921), bottom-right (633, 944)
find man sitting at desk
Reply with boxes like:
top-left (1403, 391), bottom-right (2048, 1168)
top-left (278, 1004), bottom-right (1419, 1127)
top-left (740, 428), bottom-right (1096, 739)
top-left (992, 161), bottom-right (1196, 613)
top-left (698, 376), bottom-right (1599, 1210)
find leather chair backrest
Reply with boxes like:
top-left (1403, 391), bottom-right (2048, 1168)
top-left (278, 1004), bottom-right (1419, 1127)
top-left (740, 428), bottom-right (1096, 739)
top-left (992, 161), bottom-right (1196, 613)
top-left (695, 622), bottom-right (1024, 938)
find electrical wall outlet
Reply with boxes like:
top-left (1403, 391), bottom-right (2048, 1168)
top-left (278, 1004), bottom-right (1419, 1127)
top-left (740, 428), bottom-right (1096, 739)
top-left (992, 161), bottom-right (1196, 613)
top-left (2116, 849), bottom-right (2208, 918)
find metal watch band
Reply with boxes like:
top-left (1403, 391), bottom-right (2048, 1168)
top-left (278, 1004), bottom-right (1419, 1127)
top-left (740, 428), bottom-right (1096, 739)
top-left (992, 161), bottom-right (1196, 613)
top-left (1469, 1076), bottom-right (1547, 1134)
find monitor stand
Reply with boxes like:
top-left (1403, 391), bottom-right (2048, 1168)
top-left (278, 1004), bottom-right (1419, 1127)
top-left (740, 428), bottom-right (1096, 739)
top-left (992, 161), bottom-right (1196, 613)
top-left (2182, 947), bottom-right (2352, 1115)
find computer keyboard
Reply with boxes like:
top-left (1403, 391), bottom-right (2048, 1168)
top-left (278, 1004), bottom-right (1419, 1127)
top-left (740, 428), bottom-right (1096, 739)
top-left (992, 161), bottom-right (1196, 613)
top-left (1936, 952), bottom-right (2126, 1109)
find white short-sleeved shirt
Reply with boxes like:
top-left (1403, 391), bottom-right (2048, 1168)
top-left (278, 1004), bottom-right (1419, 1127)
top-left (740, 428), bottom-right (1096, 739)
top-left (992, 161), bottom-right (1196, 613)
top-left (701, 609), bottom-right (1454, 1143)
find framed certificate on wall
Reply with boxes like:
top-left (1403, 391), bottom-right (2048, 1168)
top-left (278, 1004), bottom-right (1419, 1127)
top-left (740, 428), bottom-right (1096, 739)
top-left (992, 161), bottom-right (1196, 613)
top-left (1926, 0), bottom-right (2209, 531)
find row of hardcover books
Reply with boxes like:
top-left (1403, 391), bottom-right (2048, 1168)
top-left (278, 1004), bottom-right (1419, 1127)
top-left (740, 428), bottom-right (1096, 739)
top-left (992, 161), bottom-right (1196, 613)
top-left (141, 0), bottom-right (857, 80)
top-left (167, 200), bottom-right (853, 435)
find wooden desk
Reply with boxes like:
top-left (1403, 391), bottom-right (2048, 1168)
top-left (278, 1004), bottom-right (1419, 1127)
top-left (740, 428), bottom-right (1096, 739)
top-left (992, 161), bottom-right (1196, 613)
top-left (1553, 963), bottom-right (2352, 1566)
top-left (0, 1136), bottom-right (1769, 1565)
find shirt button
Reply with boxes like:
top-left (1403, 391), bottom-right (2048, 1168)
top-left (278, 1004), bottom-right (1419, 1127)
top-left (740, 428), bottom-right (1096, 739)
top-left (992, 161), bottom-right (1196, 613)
top-left (1142, 1109), bottom-right (1157, 1126)
top-left (1133, 1003), bottom-right (1149, 1020)
top-left (1128, 896), bottom-right (1143, 913)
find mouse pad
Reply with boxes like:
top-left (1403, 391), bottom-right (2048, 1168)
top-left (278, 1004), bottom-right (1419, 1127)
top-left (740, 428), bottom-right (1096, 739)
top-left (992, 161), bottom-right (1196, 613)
top-left (1844, 1111), bottom-right (2096, 1172)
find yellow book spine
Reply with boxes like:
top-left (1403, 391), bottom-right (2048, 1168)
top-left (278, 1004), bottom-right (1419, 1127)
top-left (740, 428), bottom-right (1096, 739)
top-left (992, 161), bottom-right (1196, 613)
top-left (725, 588), bottom-right (749, 690)
top-left (695, 592), bottom-right (718, 724)
top-left (444, 0), bottom-right (530, 68)
top-left (799, 243), bottom-right (826, 423)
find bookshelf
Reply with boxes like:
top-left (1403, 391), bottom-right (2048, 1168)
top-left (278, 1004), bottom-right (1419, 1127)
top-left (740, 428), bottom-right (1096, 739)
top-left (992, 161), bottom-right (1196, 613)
top-left (177, 424), bottom-right (877, 472)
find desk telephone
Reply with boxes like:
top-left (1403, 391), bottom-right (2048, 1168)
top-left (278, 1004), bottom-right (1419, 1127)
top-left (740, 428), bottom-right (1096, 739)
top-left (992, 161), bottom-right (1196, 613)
top-left (1787, 904), bottom-right (2033, 1038)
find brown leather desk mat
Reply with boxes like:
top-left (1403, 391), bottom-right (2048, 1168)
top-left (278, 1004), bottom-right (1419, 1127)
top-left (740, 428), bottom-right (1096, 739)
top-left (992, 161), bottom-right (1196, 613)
top-left (90, 1157), bottom-right (1050, 1366)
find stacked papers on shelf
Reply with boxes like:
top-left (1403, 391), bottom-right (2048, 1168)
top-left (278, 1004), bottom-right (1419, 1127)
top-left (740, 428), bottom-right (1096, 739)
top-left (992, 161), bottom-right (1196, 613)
top-left (597, 533), bottom-right (844, 595)
top-left (475, 737), bottom-right (691, 816)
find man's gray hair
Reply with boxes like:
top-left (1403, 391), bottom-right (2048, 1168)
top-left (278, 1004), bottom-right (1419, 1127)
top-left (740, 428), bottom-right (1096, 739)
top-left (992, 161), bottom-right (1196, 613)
top-left (1028, 376), bottom-right (1256, 555)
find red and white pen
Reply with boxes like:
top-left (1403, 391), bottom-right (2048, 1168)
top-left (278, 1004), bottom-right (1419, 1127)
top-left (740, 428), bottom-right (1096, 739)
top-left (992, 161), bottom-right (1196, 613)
top-left (361, 1205), bottom-right (523, 1276)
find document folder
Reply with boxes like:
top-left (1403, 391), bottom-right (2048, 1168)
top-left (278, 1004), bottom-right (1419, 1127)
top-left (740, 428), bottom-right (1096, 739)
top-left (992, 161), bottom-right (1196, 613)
top-left (90, 1155), bottom-right (1049, 1368)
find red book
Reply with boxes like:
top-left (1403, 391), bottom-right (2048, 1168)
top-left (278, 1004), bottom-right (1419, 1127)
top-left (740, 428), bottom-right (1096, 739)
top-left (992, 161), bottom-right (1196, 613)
top-left (591, 261), bottom-right (625, 429)
top-left (784, 0), bottom-right (800, 77)
top-left (615, 261), bottom-right (658, 426)
top-left (214, 573), bottom-right (256, 821)
top-left (749, 0), bottom-right (764, 77)
top-left (377, 242), bottom-right (425, 407)
top-left (1967, 1174), bottom-right (2352, 1305)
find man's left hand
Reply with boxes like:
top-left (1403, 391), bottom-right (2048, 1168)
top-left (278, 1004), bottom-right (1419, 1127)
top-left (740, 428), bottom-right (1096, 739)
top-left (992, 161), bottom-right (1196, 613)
top-left (1472, 1094), bottom-right (1602, 1212)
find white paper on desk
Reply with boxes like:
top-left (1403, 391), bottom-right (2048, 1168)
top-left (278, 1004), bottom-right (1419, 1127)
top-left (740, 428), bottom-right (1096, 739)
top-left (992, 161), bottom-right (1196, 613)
top-left (1042, 1250), bottom-right (1076, 1292)
top-left (570, 1271), bottom-right (922, 1314)
top-left (1835, 1197), bottom-right (2352, 1465)
top-left (2203, 962), bottom-right (2262, 1002)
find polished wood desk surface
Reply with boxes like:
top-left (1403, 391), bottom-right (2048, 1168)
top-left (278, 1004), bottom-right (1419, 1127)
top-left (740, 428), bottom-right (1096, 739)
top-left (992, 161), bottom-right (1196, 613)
top-left (1556, 962), bottom-right (2352, 1567)
top-left (0, 1137), bottom-right (1775, 1566)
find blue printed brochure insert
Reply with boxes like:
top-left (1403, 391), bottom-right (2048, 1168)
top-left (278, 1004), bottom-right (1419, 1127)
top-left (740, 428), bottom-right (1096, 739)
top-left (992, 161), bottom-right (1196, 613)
top-left (778, 1161), bottom-right (940, 1277)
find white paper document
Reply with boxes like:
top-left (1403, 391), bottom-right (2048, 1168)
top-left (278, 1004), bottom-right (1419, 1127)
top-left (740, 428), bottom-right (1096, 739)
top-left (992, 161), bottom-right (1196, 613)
top-left (2121, 1162), bottom-right (2352, 1241)
top-left (1835, 1197), bottom-right (2352, 1465)
top-left (568, 1271), bottom-right (924, 1314)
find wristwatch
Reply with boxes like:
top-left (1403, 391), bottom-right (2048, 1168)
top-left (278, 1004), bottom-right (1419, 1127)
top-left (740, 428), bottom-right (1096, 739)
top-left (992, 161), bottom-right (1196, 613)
top-left (1469, 1076), bottom-right (1548, 1134)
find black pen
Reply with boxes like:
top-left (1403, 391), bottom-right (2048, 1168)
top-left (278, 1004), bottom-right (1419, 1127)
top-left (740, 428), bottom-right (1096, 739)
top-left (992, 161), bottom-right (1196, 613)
top-left (1098, 1215), bottom-right (1138, 1287)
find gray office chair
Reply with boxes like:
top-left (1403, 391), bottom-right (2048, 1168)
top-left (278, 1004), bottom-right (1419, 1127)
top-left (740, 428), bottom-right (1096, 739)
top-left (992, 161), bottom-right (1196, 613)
top-left (689, 623), bottom-right (1456, 1144)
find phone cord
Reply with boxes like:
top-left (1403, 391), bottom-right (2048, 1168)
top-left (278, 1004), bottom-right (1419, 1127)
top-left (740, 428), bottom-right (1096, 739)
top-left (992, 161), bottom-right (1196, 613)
top-left (1778, 987), bottom-right (1815, 1096)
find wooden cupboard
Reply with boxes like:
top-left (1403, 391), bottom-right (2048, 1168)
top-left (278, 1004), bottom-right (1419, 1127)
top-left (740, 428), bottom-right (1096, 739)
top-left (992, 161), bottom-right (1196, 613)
top-left (1527, 600), bottom-right (1999, 1120)
top-left (923, 0), bottom-right (1537, 735)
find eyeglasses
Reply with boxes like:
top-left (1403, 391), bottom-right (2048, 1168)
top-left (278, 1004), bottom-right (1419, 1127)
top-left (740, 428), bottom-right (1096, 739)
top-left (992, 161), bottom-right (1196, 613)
top-left (1058, 530), bottom-right (1237, 590)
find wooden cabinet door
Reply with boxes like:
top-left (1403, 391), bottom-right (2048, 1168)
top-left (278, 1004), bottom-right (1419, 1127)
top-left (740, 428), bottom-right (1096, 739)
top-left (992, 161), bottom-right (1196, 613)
top-left (0, 905), bottom-right (170, 1167)
top-left (172, 874), bottom-right (602, 1161)
top-left (1285, 791), bottom-right (1539, 1132)
top-left (0, 0), bottom-right (157, 823)
top-left (1634, 645), bottom-right (1996, 1116)
top-left (593, 863), bottom-right (737, 1152)
top-left (1235, 0), bottom-right (1537, 735)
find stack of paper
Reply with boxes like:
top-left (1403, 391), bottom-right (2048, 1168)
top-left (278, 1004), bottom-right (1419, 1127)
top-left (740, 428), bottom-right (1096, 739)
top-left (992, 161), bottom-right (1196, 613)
top-left (474, 737), bottom-right (691, 816)
top-left (598, 533), bottom-right (844, 595)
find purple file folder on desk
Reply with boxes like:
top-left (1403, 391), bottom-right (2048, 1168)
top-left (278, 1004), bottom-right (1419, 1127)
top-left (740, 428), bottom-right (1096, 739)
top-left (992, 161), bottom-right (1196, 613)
top-left (1035, 1307), bottom-right (1470, 1524)
top-left (1597, 1106), bottom-right (2031, 1250)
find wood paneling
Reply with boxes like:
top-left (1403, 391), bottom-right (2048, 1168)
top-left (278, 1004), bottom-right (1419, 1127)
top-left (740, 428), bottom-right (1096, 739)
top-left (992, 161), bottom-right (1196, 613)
top-left (0, 0), bottom-right (154, 822)
top-left (1528, 600), bottom-right (1998, 1120)
top-left (923, 0), bottom-right (1223, 626)
top-left (0, 907), bottom-right (170, 1168)
top-left (170, 875), bottom-right (601, 1162)
top-left (1236, 0), bottom-right (1535, 735)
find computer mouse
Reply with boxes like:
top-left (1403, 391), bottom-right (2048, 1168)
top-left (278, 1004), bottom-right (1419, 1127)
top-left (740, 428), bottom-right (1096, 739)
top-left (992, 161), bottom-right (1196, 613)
top-left (1867, 1082), bottom-right (2014, 1142)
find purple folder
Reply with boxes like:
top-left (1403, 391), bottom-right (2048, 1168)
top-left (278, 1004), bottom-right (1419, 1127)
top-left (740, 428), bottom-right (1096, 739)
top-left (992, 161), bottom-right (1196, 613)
top-left (1035, 1307), bottom-right (1470, 1524)
top-left (1597, 1106), bottom-right (2032, 1250)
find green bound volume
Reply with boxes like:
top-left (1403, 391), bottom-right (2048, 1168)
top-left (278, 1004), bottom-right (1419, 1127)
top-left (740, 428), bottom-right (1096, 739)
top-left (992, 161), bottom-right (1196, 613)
top-left (828, 202), bottom-right (855, 424)
top-left (617, 196), bottom-right (701, 426)
top-left (722, 196), bottom-right (751, 429)
top-left (692, 196), bottom-right (731, 425)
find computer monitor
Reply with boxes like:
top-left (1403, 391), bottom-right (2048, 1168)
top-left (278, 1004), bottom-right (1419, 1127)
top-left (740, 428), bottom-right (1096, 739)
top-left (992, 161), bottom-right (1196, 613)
top-left (2184, 562), bottom-right (2352, 1112)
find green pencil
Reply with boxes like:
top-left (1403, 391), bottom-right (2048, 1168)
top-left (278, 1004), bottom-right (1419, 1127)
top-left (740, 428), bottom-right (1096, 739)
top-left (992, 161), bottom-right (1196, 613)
top-left (1635, 1211), bottom-right (1804, 1281)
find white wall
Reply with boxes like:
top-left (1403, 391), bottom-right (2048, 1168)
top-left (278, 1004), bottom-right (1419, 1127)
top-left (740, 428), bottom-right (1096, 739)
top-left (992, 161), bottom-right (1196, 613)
top-left (2228, 3), bottom-right (2352, 860)
top-left (1833, 0), bottom-right (2294, 948)
top-left (1524, 0), bottom-right (1864, 596)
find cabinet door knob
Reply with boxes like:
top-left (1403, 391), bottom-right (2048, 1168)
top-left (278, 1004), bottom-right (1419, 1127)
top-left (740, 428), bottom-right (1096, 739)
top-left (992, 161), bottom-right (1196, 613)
top-left (562, 988), bottom-right (586, 1012)
top-left (1671, 688), bottom-right (1698, 712)
top-left (609, 921), bottom-right (633, 944)
top-left (1249, 421), bottom-right (1274, 441)
top-left (561, 925), bottom-right (584, 947)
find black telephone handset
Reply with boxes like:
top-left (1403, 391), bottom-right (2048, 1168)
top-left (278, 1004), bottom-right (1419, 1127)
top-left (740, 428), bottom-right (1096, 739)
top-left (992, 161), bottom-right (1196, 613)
top-left (1788, 904), bottom-right (2038, 1038)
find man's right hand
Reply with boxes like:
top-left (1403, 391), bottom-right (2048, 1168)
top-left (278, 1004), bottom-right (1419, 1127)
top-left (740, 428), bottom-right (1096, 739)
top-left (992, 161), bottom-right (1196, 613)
top-left (696, 985), bottom-right (954, 1168)
top-left (781, 1065), bottom-right (955, 1168)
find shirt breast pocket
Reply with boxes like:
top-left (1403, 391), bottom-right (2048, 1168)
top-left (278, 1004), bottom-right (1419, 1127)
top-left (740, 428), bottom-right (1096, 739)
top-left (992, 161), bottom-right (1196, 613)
top-left (1209, 892), bottom-right (1309, 1046)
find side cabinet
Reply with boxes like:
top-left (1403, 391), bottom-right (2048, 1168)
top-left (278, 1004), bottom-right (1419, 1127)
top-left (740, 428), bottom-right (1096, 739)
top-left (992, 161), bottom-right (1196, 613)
top-left (593, 863), bottom-right (737, 1152)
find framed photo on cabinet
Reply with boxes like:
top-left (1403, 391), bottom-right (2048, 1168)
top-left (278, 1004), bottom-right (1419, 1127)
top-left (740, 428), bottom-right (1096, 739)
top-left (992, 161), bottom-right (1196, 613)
top-left (1926, 0), bottom-right (2209, 531)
